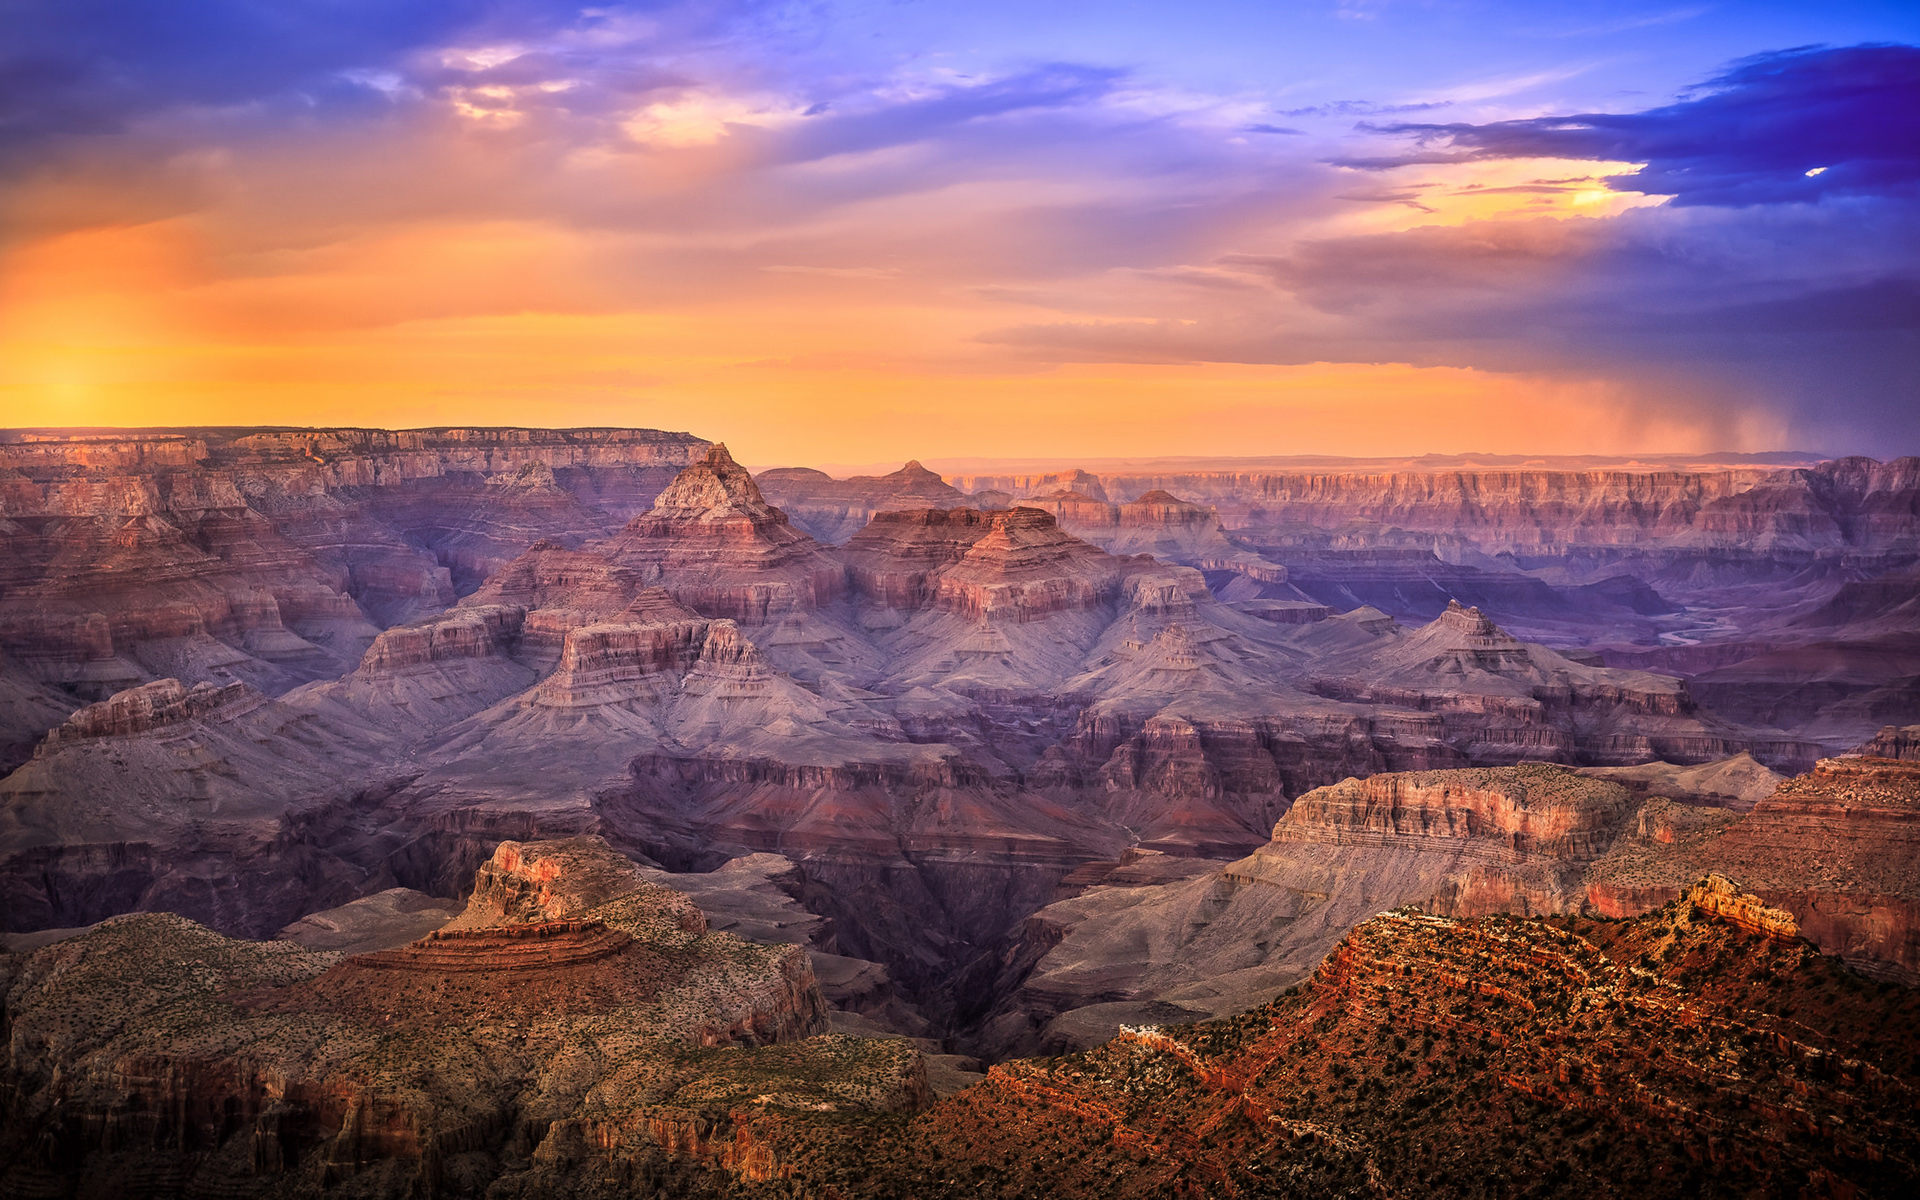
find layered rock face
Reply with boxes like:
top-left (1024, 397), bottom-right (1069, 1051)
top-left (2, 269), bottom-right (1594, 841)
top-left (842, 504), bottom-right (1153, 622)
top-left (1684, 756), bottom-right (1920, 983)
top-left (953, 455), bottom-right (1920, 749)
top-left (0, 674), bottom-right (389, 936)
top-left (1025, 457), bottom-right (1919, 561)
top-left (1005, 487), bottom-right (1293, 592)
top-left (1302, 600), bottom-right (1816, 768)
top-left (1855, 723), bottom-right (1920, 759)
top-left (601, 444), bottom-right (847, 622)
top-left (754, 460), bottom-right (968, 543)
top-left (4, 434), bottom-right (1911, 1080)
top-left (0, 427), bottom-right (707, 767)
top-left (4, 454), bottom-right (1824, 1027)
top-left (976, 763), bottom-right (1646, 1055)
top-left (982, 752), bottom-right (1920, 1057)
top-left (0, 836), bottom-right (935, 1200)
top-left (753, 886), bottom-right (1920, 1199)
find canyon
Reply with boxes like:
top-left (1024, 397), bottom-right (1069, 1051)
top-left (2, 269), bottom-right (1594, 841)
top-left (3, 428), bottom-right (1918, 1196)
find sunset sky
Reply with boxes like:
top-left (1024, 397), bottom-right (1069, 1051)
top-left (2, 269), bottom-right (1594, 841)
top-left (3, 1), bottom-right (1916, 464)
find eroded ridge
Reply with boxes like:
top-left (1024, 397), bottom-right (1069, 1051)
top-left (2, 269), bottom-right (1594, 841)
top-left (747, 877), bottom-right (1920, 1198)
top-left (0, 836), bottom-right (913, 1200)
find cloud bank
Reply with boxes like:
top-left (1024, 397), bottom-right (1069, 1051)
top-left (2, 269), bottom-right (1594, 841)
top-left (0, 3), bottom-right (1914, 459)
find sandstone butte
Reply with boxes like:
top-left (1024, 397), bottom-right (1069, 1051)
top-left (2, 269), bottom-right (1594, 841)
top-left (0, 836), bottom-right (929, 1199)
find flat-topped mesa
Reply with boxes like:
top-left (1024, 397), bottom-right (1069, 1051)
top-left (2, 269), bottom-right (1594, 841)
top-left (842, 506), bottom-right (1000, 606)
top-left (34, 677), bottom-right (259, 754)
top-left (532, 617), bottom-right (710, 708)
top-left (356, 604), bottom-right (525, 672)
top-left (1015, 489), bottom-right (1120, 536)
top-left (843, 501), bottom-right (1157, 620)
top-left (1851, 724), bottom-right (1920, 761)
top-left (604, 444), bottom-right (846, 622)
top-left (1265, 763), bottom-right (1637, 863)
top-left (1685, 874), bottom-right (1801, 940)
top-left (463, 545), bottom-right (688, 665)
top-left (447, 836), bottom-right (707, 933)
top-left (1119, 489), bottom-right (1213, 528)
top-left (1430, 598), bottom-right (1528, 651)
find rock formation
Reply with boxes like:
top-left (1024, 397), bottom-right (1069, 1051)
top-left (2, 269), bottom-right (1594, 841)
top-left (2, 432), bottom-right (1914, 1112)
top-left (1686, 755), bottom-right (1920, 983)
top-left (580, 444), bottom-right (848, 624)
top-left (980, 752), bottom-right (1920, 1055)
top-left (1851, 723), bottom-right (1920, 760)
top-left (746, 886), bottom-right (1920, 1198)
top-left (0, 836), bottom-right (930, 1200)
top-left (0, 427), bottom-right (708, 767)
top-left (755, 460), bottom-right (968, 543)
top-left (1010, 487), bottom-right (1293, 591)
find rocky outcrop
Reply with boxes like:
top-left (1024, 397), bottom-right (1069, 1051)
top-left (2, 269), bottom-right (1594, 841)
top-left (0, 836), bottom-right (928, 1200)
top-left (1685, 872), bottom-right (1801, 938)
top-left (602, 445), bottom-right (846, 622)
top-left (0, 427), bottom-right (709, 764)
top-left (975, 763), bottom-right (1641, 1056)
top-left (1688, 756), bottom-right (1920, 982)
top-left (356, 602), bottom-right (524, 670)
top-left (840, 504), bottom-right (1141, 621)
top-left (31, 677), bottom-right (258, 752)
top-left (750, 892), bottom-right (1920, 1199)
top-left (754, 461), bottom-right (968, 544)
top-left (1013, 487), bottom-right (1290, 585)
top-left (531, 617), bottom-right (711, 708)
top-left (1851, 723), bottom-right (1920, 760)
top-left (1307, 601), bottom-right (1819, 770)
top-left (980, 753), bottom-right (1920, 1056)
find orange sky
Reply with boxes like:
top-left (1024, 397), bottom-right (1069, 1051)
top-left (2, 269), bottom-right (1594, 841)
top-left (6, 8), bottom-right (1898, 462)
top-left (0, 172), bottom-right (1777, 466)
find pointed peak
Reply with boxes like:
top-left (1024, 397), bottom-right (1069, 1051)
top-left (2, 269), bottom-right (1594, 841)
top-left (1128, 489), bottom-right (1196, 507)
top-left (887, 459), bottom-right (949, 486)
top-left (650, 442), bottom-right (775, 520)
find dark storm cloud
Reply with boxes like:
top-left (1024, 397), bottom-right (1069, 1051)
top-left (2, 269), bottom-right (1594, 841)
top-left (979, 44), bottom-right (1920, 452)
top-left (1358, 44), bottom-right (1920, 206)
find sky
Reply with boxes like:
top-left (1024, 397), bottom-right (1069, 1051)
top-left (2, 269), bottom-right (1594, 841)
top-left (2, 0), bottom-right (1916, 464)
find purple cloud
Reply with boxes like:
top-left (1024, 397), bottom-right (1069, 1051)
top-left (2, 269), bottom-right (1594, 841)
top-left (1359, 44), bottom-right (1920, 206)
